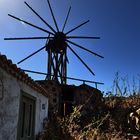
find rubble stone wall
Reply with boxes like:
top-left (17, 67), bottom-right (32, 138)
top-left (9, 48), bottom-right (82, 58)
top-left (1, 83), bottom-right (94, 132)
top-left (74, 84), bottom-right (103, 106)
top-left (37, 80), bottom-right (61, 115)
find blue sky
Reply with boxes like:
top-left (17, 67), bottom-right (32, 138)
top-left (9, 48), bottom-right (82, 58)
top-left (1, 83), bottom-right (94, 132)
top-left (0, 0), bottom-right (140, 92)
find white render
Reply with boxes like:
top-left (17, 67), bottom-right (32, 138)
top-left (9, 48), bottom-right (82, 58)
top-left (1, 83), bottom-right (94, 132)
top-left (0, 67), bottom-right (48, 140)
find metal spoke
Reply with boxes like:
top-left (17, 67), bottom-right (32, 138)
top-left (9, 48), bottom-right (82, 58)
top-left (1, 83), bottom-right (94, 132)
top-left (8, 14), bottom-right (54, 35)
top-left (47, 0), bottom-right (59, 32)
top-left (62, 6), bottom-right (71, 32)
top-left (4, 36), bottom-right (53, 40)
top-left (67, 36), bottom-right (100, 39)
top-left (67, 40), bottom-right (104, 58)
top-left (65, 20), bottom-right (89, 35)
top-left (67, 44), bottom-right (95, 76)
top-left (24, 1), bottom-right (56, 33)
top-left (18, 46), bottom-right (46, 64)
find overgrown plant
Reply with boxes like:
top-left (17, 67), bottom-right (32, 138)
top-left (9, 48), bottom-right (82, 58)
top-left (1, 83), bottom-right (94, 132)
top-left (108, 72), bottom-right (140, 96)
top-left (82, 113), bottom-right (110, 139)
top-left (60, 98), bottom-right (111, 140)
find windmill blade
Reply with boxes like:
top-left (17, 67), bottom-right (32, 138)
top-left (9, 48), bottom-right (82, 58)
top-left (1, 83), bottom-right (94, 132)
top-left (65, 20), bottom-right (89, 35)
top-left (67, 44), bottom-right (95, 76)
top-left (67, 40), bottom-right (104, 58)
top-left (47, 0), bottom-right (59, 32)
top-left (4, 36), bottom-right (54, 40)
top-left (24, 1), bottom-right (56, 33)
top-left (67, 36), bottom-right (100, 39)
top-left (18, 46), bottom-right (46, 64)
top-left (8, 14), bottom-right (54, 35)
top-left (62, 6), bottom-right (71, 32)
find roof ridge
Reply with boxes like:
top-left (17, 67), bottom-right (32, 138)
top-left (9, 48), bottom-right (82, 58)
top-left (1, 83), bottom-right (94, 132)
top-left (0, 53), bottom-right (48, 97)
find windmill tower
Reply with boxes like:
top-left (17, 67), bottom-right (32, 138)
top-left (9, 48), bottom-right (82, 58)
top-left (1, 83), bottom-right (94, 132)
top-left (5, 0), bottom-right (104, 86)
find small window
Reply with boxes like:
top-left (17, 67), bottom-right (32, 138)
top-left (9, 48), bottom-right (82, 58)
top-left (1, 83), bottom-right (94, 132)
top-left (42, 104), bottom-right (45, 110)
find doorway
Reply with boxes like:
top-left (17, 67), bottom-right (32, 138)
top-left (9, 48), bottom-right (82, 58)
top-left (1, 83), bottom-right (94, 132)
top-left (18, 92), bottom-right (36, 140)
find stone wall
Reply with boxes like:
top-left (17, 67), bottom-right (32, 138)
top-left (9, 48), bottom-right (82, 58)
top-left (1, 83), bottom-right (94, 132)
top-left (37, 81), bottom-right (103, 117)
top-left (37, 80), bottom-right (61, 115)
top-left (74, 84), bottom-right (103, 106)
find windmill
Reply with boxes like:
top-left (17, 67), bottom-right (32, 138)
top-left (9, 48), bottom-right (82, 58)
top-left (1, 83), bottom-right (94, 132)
top-left (4, 0), bottom-right (104, 86)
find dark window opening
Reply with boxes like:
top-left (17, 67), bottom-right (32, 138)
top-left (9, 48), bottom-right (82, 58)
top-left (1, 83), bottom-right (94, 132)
top-left (21, 102), bottom-right (25, 138)
top-left (28, 104), bottom-right (32, 136)
top-left (61, 86), bottom-right (75, 116)
top-left (62, 87), bottom-right (74, 102)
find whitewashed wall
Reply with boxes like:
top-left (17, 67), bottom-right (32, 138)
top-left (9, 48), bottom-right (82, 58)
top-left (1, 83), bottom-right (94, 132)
top-left (0, 68), bottom-right (48, 140)
top-left (20, 82), bottom-right (48, 134)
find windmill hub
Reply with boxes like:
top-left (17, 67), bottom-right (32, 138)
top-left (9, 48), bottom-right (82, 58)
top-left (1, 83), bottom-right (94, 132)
top-left (54, 32), bottom-right (66, 41)
top-left (47, 32), bottom-right (67, 53)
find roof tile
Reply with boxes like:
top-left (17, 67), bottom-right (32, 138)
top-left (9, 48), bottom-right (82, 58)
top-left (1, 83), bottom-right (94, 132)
top-left (0, 54), bottom-right (48, 97)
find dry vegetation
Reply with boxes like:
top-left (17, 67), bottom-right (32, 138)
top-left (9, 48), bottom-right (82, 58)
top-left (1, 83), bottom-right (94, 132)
top-left (37, 94), bottom-right (140, 140)
top-left (37, 74), bottom-right (140, 140)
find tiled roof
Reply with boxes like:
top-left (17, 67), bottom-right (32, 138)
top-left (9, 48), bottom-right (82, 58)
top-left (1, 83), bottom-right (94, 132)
top-left (0, 53), bottom-right (48, 97)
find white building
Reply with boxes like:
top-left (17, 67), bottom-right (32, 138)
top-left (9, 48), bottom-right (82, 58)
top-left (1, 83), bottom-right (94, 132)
top-left (0, 54), bottom-right (49, 140)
